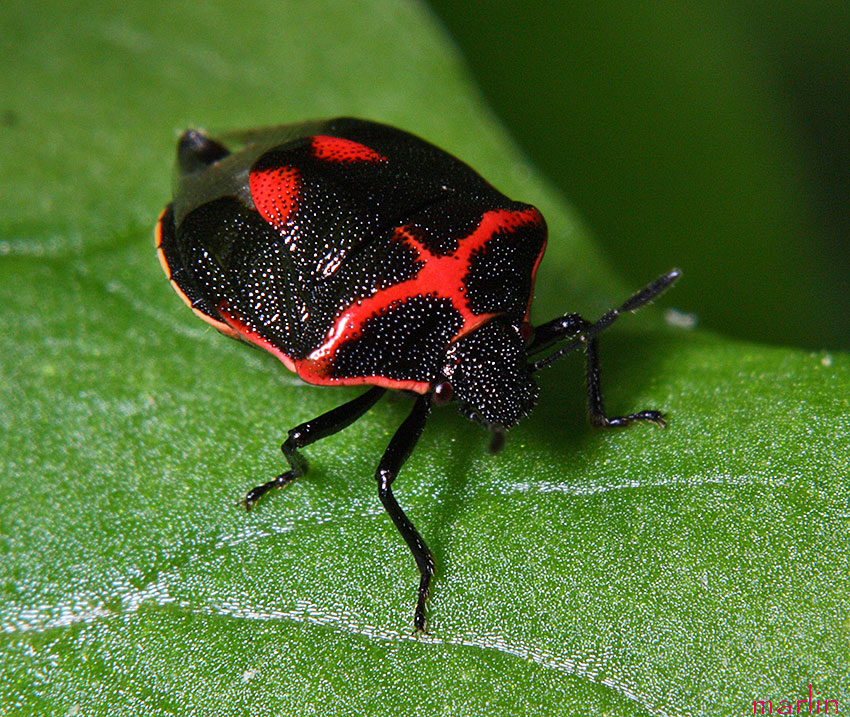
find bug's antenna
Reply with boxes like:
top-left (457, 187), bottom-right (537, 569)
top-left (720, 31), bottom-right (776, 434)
top-left (530, 269), bottom-right (681, 373)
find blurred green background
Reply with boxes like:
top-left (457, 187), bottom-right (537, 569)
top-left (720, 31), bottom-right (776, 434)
top-left (428, 0), bottom-right (850, 349)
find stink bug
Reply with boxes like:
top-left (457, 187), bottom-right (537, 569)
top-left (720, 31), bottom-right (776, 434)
top-left (156, 118), bottom-right (679, 631)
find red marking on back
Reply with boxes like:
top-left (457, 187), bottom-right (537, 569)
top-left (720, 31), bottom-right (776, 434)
top-left (297, 360), bottom-right (431, 393)
top-left (311, 135), bottom-right (387, 163)
top-left (250, 165), bottom-right (300, 231)
top-left (302, 207), bottom-right (544, 376)
top-left (217, 302), bottom-right (430, 392)
top-left (208, 208), bottom-right (543, 394)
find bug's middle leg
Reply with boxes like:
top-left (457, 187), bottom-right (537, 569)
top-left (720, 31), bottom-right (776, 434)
top-left (244, 386), bottom-right (386, 509)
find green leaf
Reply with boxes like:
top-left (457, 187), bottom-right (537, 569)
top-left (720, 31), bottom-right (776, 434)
top-left (1, 1), bottom-right (847, 716)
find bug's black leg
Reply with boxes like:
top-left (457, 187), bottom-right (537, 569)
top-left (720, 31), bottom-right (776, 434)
top-left (584, 336), bottom-right (666, 429)
top-left (526, 313), bottom-right (588, 355)
top-left (375, 393), bottom-right (434, 632)
top-left (529, 269), bottom-right (680, 373)
top-left (244, 387), bottom-right (386, 510)
top-left (527, 270), bottom-right (680, 428)
top-left (488, 426), bottom-right (506, 454)
top-left (530, 313), bottom-right (665, 428)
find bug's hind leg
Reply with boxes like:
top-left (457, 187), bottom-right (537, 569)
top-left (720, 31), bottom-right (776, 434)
top-left (244, 387), bottom-right (386, 509)
top-left (584, 336), bottom-right (666, 429)
top-left (375, 393), bottom-right (434, 632)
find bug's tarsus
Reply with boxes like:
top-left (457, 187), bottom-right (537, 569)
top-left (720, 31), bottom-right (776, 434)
top-left (243, 468), bottom-right (298, 510)
top-left (243, 387), bottom-right (386, 510)
top-left (375, 393), bottom-right (435, 632)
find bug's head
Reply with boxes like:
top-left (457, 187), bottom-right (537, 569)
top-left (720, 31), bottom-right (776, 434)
top-left (434, 317), bottom-right (539, 431)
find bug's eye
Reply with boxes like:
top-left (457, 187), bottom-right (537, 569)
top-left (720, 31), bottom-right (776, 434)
top-left (432, 380), bottom-right (454, 405)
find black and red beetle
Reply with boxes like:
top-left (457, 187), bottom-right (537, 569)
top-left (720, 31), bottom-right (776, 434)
top-left (156, 118), bottom-right (678, 630)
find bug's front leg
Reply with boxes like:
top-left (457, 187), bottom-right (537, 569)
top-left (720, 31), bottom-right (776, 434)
top-left (528, 271), bottom-right (679, 429)
top-left (244, 387), bottom-right (386, 509)
top-left (526, 312), bottom-right (588, 356)
top-left (531, 317), bottom-right (666, 429)
top-left (375, 393), bottom-right (434, 632)
top-left (583, 337), bottom-right (666, 429)
top-left (528, 311), bottom-right (666, 429)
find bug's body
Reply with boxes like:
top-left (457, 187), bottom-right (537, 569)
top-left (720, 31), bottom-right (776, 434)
top-left (157, 118), bottom-right (678, 630)
top-left (158, 119), bottom-right (545, 426)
